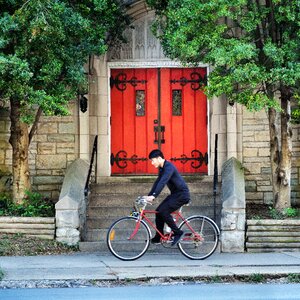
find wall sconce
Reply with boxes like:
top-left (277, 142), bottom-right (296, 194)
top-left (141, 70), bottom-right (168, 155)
top-left (79, 94), bottom-right (88, 113)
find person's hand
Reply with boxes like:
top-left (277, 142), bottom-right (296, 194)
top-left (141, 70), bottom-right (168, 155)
top-left (144, 195), bottom-right (155, 203)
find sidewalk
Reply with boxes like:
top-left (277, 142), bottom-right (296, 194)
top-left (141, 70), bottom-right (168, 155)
top-left (1, 251), bottom-right (300, 282)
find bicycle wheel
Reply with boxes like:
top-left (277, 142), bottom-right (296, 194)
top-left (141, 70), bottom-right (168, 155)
top-left (107, 216), bottom-right (151, 261)
top-left (178, 216), bottom-right (219, 260)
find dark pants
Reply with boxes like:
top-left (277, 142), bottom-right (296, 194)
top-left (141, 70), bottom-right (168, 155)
top-left (155, 193), bottom-right (190, 236)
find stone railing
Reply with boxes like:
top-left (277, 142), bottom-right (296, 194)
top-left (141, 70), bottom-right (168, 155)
top-left (246, 219), bottom-right (300, 252)
top-left (0, 216), bottom-right (55, 239)
top-left (220, 157), bottom-right (246, 252)
top-left (55, 159), bottom-right (89, 245)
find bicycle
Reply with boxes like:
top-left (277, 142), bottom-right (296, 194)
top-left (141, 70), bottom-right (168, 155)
top-left (107, 196), bottom-right (220, 261)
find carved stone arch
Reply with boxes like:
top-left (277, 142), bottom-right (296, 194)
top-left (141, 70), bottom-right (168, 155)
top-left (108, 8), bottom-right (165, 61)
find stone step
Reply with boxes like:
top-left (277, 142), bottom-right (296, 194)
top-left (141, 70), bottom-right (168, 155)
top-left (86, 208), bottom-right (221, 231)
top-left (90, 177), bottom-right (220, 195)
top-left (88, 193), bottom-right (221, 207)
top-left (83, 176), bottom-right (221, 246)
top-left (87, 205), bottom-right (221, 218)
top-left (79, 241), bottom-right (184, 254)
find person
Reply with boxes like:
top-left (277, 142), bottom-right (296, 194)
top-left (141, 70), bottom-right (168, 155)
top-left (144, 149), bottom-right (190, 246)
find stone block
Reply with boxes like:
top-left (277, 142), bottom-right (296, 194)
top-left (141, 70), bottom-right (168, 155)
top-left (255, 131), bottom-right (270, 142)
top-left (56, 228), bottom-right (80, 245)
top-left (33, 176), bottom-right (64, 185)
top-left (56, 143), bottom-right (75, 154)
top-left (243, 148), bottom-right (258, 157)
top-left (258, 148), bottom-right (270, 157)
top-left (221, 212), bottom-right (237, 230)
top-left (58, 123), bottom-right (75, 134)
top-left (37, 154), bottom-right (66, 170)
top-left (47, 134), bottom-right (75, 142)
top-left (37, 143), bottom-right (56, 155)
top-left (221, 231), bottom-right (245, 252)
top-left (222, 157), bottom-right (245, 209)
top-left (38, 122), bottom-right (57, 134)
top-left (56, 210), bottom-right (80, 228)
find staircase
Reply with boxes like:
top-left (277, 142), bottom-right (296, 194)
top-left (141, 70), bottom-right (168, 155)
top-left (79, 176), bottom-right (221, 252)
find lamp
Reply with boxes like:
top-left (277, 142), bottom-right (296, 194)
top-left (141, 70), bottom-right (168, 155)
top-left (79, 94), bottom-right (88, 113)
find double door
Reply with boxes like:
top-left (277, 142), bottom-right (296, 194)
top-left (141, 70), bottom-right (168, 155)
top-left (110, 68), bottom-right (208, 175)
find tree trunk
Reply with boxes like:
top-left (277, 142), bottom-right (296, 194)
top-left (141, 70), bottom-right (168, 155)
top-left (275, 91), bottom-right (292, 210)
top-left (9, 99), bottom-right (31, 204)
top-left (268, 107), bottom-right (280, 205)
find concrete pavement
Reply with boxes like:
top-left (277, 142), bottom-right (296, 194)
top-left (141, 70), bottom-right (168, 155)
top-left (1, 251), bottom-right (300, 282)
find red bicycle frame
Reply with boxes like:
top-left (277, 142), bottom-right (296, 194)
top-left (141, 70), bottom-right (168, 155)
top-left (129, 208), bottom-right (202, 242)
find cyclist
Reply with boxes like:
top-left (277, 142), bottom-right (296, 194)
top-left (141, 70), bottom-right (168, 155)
top-left (144, 149), bottom-right (190, 246)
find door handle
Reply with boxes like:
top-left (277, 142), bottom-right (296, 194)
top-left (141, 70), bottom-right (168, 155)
top-left (154, 126), bottom-right (165, 144)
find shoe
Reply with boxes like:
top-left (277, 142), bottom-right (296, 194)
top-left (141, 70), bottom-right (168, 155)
top-left (151, 236), bottom-right (161, 244)
top-left (171, 231), bottom-right (184, 246)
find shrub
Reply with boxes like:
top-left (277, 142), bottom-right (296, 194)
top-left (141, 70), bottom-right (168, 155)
top-left (283, 208), bottom-right (299, 218)
top-left (0, 191), bottom-right (54, 217)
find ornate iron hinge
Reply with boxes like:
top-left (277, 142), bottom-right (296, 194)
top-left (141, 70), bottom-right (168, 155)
top-left (110, 73), bottom-right (147, 91)
top-left (111, 151), bottom-right (148, 169)
top-left (170, 150), bottom-right (208, 169)
top-left (170, 72), bottom-right (207, 91)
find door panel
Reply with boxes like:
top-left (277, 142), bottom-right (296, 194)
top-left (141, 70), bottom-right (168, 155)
top-left (110, 68), bottom-right (157, 174)
top-left (110, 67), bottom-right (208, 175)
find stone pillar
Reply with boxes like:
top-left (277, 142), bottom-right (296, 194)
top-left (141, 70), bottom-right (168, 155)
top-left (97, 55), bottom-right (110, 178)
top-left (55, 159), bottom-right (89, 245)
top-left (209, 95), bottom-right (227, 175)
top-left (221, 157), bottom-right (246, 252)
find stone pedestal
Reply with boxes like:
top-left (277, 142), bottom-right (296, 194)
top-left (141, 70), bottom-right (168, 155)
top-left (221, 157), bottom-right (246, 252)
top-left (55, 159), bottom-right (89, 245)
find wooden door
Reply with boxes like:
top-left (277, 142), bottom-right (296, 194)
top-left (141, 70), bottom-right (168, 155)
top-left (160, 68), bottom-right (208, 174)
top-left (110, 68), bottom-right (208, 175)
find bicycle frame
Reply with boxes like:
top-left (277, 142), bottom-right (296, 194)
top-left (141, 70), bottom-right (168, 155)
top-left (130, 208), bottom-right (202, 242)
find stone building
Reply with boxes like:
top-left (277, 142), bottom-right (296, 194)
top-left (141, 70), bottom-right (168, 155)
top-left (0, 0), bottom-right (299, 207)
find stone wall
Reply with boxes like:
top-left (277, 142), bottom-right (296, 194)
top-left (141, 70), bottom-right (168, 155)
top-left (242, 108), bottom-right (300, 206)
top-left (0, 102), bottom-right (78, 200)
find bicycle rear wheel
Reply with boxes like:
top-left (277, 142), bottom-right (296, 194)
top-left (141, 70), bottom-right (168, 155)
top-left (107, 216), bottom-right (151, 261)
top-left (178, 216), bottom-right (219, 260)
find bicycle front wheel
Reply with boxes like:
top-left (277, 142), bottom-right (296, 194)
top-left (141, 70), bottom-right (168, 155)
top-left (178, 216), bottom-right (219, 260)
top-left (107, 216), bottom-right (151, 261)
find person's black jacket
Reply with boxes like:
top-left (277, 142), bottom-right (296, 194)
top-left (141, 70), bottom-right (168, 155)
top-left (148, 160), bottom-right (190, 199)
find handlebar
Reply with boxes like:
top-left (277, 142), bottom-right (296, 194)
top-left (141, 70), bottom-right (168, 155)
top-left (134, 196), bottom-right (152, 210)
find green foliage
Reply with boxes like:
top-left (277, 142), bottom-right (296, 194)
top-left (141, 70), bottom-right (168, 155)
top-left (283, 207), bottom-right (299, 218)
top-left (0, 190), bottom-right (54, 217)
top-left (147, 0), bottom-right (300, 111)
top-left (291, 94), bottom-right (300, 124)
top-left (288, 273), bottom-right (300, 283)
top-left (268, 206), bottom-right (284, 219)
top-left (268, 206), bottom-right (300, 219)
top-left (0, 0), bottom-right (129, 121)
top-left (248, 273), bottom-right (265, 283)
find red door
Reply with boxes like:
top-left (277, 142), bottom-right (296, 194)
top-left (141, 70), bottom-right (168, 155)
top-left (110, 68), bottom-right (208, 175)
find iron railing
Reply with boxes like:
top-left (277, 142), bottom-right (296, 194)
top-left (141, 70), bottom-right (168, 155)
top-left (213, 134), bottom-right (218, 222)
top-left (84, 135), bottom-right (98, 197)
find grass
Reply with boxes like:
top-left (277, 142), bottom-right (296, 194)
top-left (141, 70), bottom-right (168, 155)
top-left (0, 233), bottom-right (79, 256)
top-left (0, 268), bottom-right (4, 280)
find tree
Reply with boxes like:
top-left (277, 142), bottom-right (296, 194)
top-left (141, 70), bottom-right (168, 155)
top-left (147, 0), bottom-right (300, 210)
top-left (0, 0), bottom-right (129, 203)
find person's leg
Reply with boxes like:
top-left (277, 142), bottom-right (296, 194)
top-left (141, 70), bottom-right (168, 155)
top-left (157, 195), bottom-right (189, 235)
top-left (151, 199), bottom-right (167, 243)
